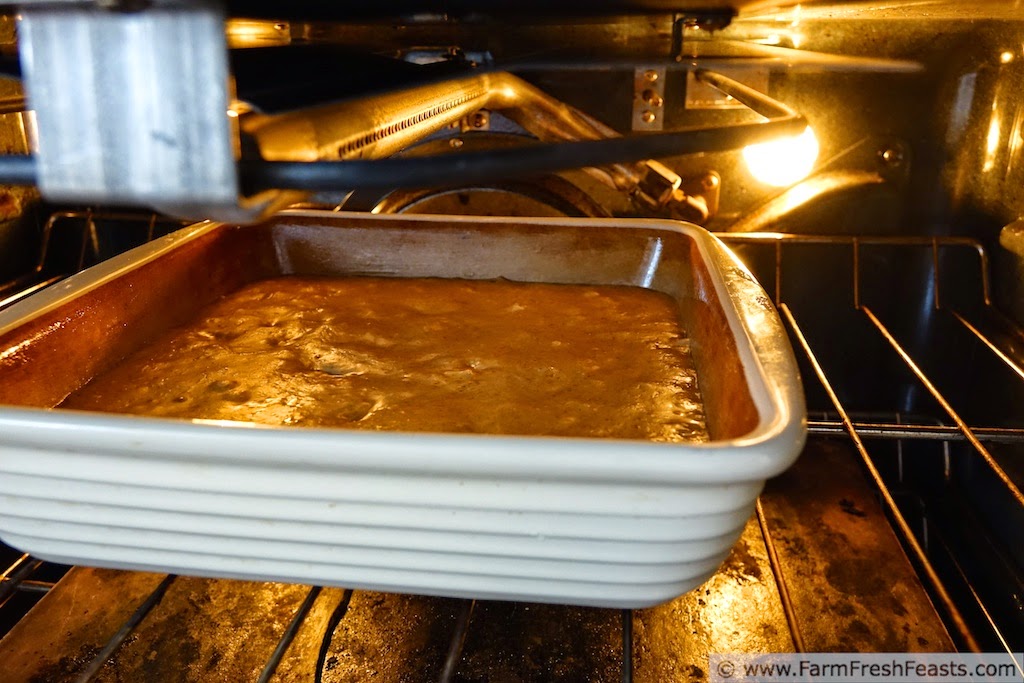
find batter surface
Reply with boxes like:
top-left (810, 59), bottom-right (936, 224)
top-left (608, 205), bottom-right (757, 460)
top-left (62, 276), bottom-right (708, 442)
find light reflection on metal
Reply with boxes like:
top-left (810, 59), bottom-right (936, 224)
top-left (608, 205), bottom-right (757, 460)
top-left (1000, 50), bottom-right (1014, 64)
top-left (1012, 114), bottom-right (1024, 161)
top-left (946, 72), bottom-right (978, 146)
top-left (790, 4), bottom-right (803, 27)
top-left (984, 113), bottom-right (1001, 172)
top-left (728, 170), bottom-right (887, 233)
top-left (677, 32), bottom-right (922, 73)
top-left (746, 2), bottom-right (1024, 20)
top-left (0, 319), bottom-right (65, 362)
top-left (685, 68), bottom-right (770, 109)
top-left (225, 19), bottom-right (291, 48)
top-left (0, 95), bottom-right (27, 115)
top-left (639, 237), bottom-right (664, 288)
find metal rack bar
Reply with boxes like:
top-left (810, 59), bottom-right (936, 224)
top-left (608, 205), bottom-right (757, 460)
top-left (861, 305), bottom-right (1024, 508)
top-left (14, 579), bottom-right (54, 593)
top-left (721, 231), bottom-right (1024, 505)
top-left (314, 589), bottom-right (354, 683)
top-left (779, 303), bottom-right (982, 652)
top-left (257, 585), bottom-right (323, 683)
top-left (0, 209), bottom-right (188, 312)
top-left (808, 420), bottom-right (1024, 444)
top-left (439, 599), bottom-right (476, 683)
top-left (76, 210), bottom-right (95, 272)
top-left (923, 510), bottom-right (1024, 670)
top-left (719, 232), bottom-right (989, 250)
top-left (75, 574), bottom-right (177, 683)
top-left (719, 233), bottom-right (993, 305)
top-left (7, 209), bottom-right (185, 291)
top-left (948, 309), bottom-right (1024, 382)
top-left (774, 240), bottom-right (782, 305)
top-left (0, 554), bottom-right (42, 609)
top-left (755, 500), bottom-right (806, 652)
top-left (621, 609), bottom-right (633, 683)
top-left (0, 275), bottom-right (64, 310)
top-left (0, 272), bottom-right (46, 299)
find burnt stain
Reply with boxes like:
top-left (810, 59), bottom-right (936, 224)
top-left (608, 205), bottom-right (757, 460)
top-left (833, 601), bottom-right (856, 617)
top-left (825, 558), bottom-right (887, 596)
top-left (330, 593), bottom-right (465, 681)
top-left (27, 643), bottom-right (102, 683)
top-left (721, 539), bottom-right (765, 583)
top-left (458, 602), bottom-right (621, 682)
top-left (839, 498), bottom-right (868, 518)
top-left (817, 527), bottom-right (851, 556)
top-left (781, 534), bottom-right (809, 559)
top-left (133, 606), bottom-right (202, 680)
top-left (846, 619), bottom-right (872, 641)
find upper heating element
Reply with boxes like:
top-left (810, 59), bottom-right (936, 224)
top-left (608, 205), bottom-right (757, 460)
top-left (9, 0), bottom-right (816, 223)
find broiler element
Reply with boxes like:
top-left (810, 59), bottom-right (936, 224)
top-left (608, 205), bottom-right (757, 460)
top-left (15, 0), bottom-right (696, 222)
top-left (238, 70), bottom-right (717, 222)
top-left (15, 2), bottom-right (803, 223)
top-left (237, 65), bottom-right (805, 222)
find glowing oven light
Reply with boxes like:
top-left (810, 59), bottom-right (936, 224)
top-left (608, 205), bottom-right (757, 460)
top-left (742, 126), bottom-right (820, 187)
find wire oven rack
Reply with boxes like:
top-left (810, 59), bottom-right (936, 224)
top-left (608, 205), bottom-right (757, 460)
top-left (1, 213), bottom-right (1023, 681)
top-left (721, 234), bottom-right (1024, 657)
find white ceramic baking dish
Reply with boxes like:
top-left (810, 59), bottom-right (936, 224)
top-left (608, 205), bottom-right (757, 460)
top-left (0, 211), bottom-right (805, 608)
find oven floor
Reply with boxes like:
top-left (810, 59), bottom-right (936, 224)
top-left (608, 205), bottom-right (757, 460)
top-left (0, 439), bottom-right (953, 682)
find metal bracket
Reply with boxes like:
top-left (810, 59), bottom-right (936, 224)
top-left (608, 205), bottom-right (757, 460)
top-left (686, 68), bottom-right (770, 110)
top-left (671, 171), bottom-right (720, 224)
top-left (632, 67), bottom-right (666, 132)
top-left (17, 1), bottom-right (279, 222)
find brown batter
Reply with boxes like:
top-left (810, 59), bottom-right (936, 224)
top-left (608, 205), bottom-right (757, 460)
top-left (61, 276), bottom-right (708, 442)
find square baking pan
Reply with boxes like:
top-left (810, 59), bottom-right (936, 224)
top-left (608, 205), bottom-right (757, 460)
top-left (0, 211), bottom-right (805, 608)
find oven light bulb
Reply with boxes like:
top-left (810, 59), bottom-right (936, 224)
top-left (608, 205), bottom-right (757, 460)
top-left (743, 126), bottom-right (819, 187)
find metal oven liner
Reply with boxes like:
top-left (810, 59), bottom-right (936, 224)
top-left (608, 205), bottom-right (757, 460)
top-left (0, 211), bottom-right (805, 608)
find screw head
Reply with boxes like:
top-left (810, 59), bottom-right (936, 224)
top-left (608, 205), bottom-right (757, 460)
top-left (641, 110), bottom-right (656, 124)
top-left (641, 89), bottom-right (664, 107)
top-left (449, 138), bottom-right (464, 148)
top-left (644, 69), bottom-right (659, 82)
top-left (878, 144), bottom-right (905, 168)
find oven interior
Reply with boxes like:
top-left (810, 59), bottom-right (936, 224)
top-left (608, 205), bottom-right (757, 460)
top-left (0, 2), bottom-right (1023, 681)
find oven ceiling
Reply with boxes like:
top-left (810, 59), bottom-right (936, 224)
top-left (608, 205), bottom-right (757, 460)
top-left (222, 1), bottom-right (1023, 22)
top-left (224, 1), bottom-right (764, 15)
